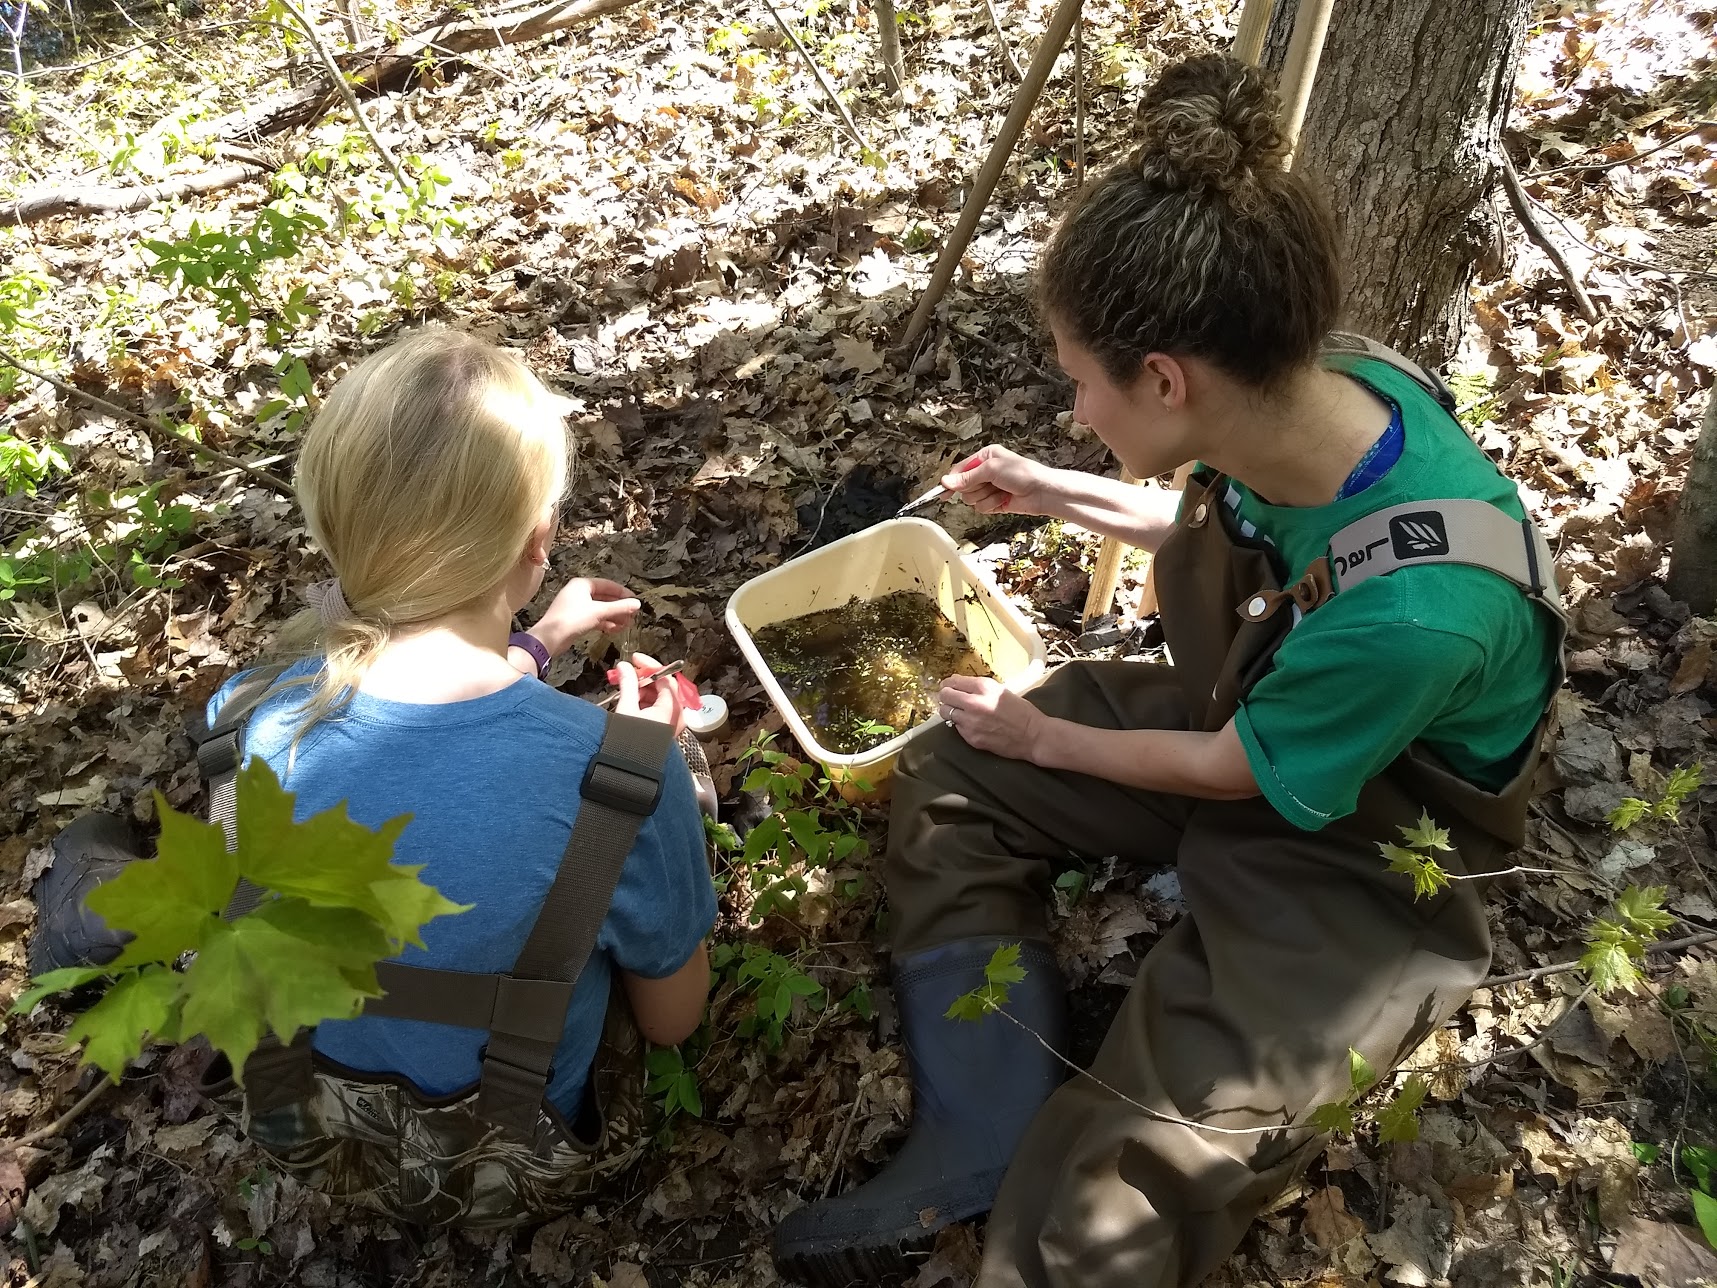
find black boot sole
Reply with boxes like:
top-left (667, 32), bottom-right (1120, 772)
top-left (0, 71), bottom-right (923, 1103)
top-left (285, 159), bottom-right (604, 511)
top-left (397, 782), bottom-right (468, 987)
top-left (773, 1223), bottom-right (940, 1287)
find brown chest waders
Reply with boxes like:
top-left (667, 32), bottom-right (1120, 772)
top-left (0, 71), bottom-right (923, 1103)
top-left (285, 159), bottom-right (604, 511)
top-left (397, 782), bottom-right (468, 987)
top-left (789, 338), bottom-right (1568, 1288)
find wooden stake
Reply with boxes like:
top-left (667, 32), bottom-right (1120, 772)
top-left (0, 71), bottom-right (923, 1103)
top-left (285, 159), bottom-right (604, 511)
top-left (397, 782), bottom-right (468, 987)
top-left (898, 0), bottom-right (1085, 355)
top-left (1230, 0), bottom-right (1276, 66)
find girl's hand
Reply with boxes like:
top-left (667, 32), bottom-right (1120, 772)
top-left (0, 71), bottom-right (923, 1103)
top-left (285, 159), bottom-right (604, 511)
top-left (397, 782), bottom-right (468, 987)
top-left (614, 653), bottom-right (688, 733)
top-left (529, 578), bottom-right (641, 655)
top-left (941, 445), bottom-right (1057, 516)
top-left (937, 675), bottom-right (1043, 760)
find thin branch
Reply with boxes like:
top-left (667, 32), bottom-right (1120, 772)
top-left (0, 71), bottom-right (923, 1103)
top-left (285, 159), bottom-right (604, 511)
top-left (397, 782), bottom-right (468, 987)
top-left (982, 0), bottom-right (1022, 80)
top-left (821, 1084), bottom-right (866, 1198)
top-left (273, 0), bottom-right (412, 194)
top-left (1522, 121), bottom-right (1717, 180)
top-left (1482, 929), bottom-right (1717, 989)
top-left (949, 320), bottom-right (1062, 385)
top-left (14, 1080), bottom-right (110, 1148)
top-left (1522, 184), bottom-right (1717, 284)
top-left (0, 163), bottom-right (268, 229)
top-left (759, 0), bottom-right (868, 151)
top-left (1402, 983), bottom-right (1597, 1075)
top-left (1498, 149), bottom-right (1600, 324)
top-left (991, 1008), bottom-right (1289, 1137)
top-left (0, 346), bottom-right (295, 496)
top-left (3, 18), bottom-right (262, 78)
top-left (1072, 0), bottom-right (1084, 181)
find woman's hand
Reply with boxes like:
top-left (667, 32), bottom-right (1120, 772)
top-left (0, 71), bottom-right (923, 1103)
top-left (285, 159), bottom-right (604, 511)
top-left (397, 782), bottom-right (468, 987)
top-left (942, 445), bottom-right (1060, 516)
top-left (528, 578), bottom-right (641, 655)
top-left (937, 675), bottom-right (1044, 760)
top-left (614, 653), bottom-right (688, 733)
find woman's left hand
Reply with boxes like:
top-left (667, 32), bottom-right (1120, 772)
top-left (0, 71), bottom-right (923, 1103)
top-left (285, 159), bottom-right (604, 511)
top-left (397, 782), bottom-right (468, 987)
top-left (529, 577), bottom-right (642, 655)
top-left (938, 675), bottom-right (1043, 760)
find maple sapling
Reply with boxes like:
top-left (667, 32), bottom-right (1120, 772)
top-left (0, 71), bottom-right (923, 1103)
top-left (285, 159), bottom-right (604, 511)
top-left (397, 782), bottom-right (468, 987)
top-left (13, 758), bottom-right (468, 1084)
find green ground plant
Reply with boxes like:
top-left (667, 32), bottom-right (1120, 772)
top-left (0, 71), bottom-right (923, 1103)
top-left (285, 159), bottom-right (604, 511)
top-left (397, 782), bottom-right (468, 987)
top-left (12, 759), bottom-right (467, 1081)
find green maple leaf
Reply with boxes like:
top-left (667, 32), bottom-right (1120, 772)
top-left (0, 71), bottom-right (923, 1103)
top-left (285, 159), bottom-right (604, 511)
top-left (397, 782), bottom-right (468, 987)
top-left (1347, 1047), bottom-right (1376, 1097)
top-left (1580, 920), bottom-right (1642, 995)
top-left (1615, 885), bottom-right (1673, 940)
top-left (1607, 797), bottom-right (1651, 832)
top-left (1380, 843), bottom-right (1450, 901)
top-left (24, 760), bottom-right (466, 1084)
top-left (1377, 1076), bottom-right (1429, 1143)
top-left (234, 760), bottom-right (414, 922)
top-left (1307, 1100), bottom-right (1356, 1135)
top-left (84, 801), bottom-right (237, 968)
top-left (1662, 763), bottom-right (1703, 814)
top-left (66, 966), bottom-right (182, 1080)
top-left (12, 965), bottom-right (112, 1015)
top-left (984, 943), bottom-right (1027, 988)
top-left (1397, 810), bottom-right (1453, 852)
top-left (182, 913), bottom-right (377, 1079)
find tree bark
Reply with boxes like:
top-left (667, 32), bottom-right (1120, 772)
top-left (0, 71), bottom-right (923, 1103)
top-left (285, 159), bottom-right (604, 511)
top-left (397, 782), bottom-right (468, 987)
top-left (875, 0), bottom-right (904, 94)
top-left (1669, 392), bottom-right (1717, 613)
top-left (1263, 0), bottom-right (1530, 365)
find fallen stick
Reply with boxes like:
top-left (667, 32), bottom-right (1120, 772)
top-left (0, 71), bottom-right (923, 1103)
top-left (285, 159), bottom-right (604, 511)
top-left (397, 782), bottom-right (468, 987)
top-left (1482, 929), bottom-right (1717, 989)
top-left (14, 1081), bottom-right (110, 1149)
top-left (0, 163), bottom-right (268, 229)
top-left (209, 0), bottom-right (648, 144)
top-left (1497, 149), bottom-right (1600, 324)
top-left (898, 0), bottom-right (1085, 354)
top-left (759, 0), bottom-right (868, 149)
top-left (0, 346), bottom-right (295, 497)
top-left (274, 0), bottom-right (410, 194)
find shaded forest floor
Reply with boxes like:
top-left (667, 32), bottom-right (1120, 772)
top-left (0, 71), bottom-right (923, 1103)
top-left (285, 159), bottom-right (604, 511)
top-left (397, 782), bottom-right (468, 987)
top-left (2, 0), bottom-right (1717, 1283)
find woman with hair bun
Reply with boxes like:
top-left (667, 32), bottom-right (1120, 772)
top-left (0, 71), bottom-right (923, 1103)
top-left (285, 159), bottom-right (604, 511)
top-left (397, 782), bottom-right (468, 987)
top-left (775, 54), bottom-right (1564, 1287)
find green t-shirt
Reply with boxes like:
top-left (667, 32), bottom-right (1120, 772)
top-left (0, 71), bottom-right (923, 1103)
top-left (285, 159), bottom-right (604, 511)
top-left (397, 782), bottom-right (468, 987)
top-left (1225, 356), bottom-right (1560, 832)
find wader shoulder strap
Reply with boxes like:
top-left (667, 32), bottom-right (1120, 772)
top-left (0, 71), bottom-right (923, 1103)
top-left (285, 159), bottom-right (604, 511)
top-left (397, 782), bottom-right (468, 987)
top-left (359, 713), bottom-right (676, 1137)
top-left (198, 663), bottom-right (294, 919)
top-left (1327, 498), bottom-right (1565, 624)
top-left (1323, 333), bottom-right (1458, 415)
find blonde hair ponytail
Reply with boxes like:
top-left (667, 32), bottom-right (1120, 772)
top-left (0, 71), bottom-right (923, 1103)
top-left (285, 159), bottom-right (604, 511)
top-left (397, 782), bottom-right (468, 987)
top-left (288, 328), bottom-right (572, 735)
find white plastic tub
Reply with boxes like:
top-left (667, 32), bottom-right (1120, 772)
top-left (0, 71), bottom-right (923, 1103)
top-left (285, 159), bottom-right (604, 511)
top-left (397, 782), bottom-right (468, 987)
top-left (726, 518), bottom-right (1048, 797)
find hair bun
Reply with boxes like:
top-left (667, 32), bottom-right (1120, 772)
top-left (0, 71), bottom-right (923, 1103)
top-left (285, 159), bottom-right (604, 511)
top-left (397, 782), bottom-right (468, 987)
top-left (1134, 54), bottom-right (1289, 203)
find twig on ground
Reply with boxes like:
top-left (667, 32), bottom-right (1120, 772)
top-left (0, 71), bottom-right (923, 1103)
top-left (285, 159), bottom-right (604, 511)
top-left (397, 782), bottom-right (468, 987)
top-left (0, 346), bottom-right (295, 496)
top-left (758, 0), bottom-right (868, 150)
top-left (1498, 150), bottom-right (1601, 324)
top-left (15, 1080), bottom-right (111, 1148)
top-left (982, 0), bottom-right (1022, 80)
top-left (1523, 185), bottom-right (1717, 284)
top-left (949, 320), bottom-right (1062, 385)
top-left (1522, 121), bottom-right (1717, 179)
top-left (273, 0), bottom-right (412, 194)
top-left (1073, 0), bottom-right (1085, 183)
top-left (1482, 929), bottom-right (1717, 989)
top-left (1404, 983), bottom-right (1598, 1075)
top-left (7, 16), bottom-right (263, 77)
top-left (822, 1084), bottom-right (866, 1198)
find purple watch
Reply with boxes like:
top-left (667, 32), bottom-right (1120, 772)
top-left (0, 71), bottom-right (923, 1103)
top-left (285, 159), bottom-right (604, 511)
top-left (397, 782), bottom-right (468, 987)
top-left (508, 631), bottom-right (551, 680)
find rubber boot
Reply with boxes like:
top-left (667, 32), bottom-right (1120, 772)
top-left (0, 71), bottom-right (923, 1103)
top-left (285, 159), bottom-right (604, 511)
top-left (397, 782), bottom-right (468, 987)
top-left (773, 936), bottom-right (1068, 1287)
top-left (28, 813), bottom-right (141, 976)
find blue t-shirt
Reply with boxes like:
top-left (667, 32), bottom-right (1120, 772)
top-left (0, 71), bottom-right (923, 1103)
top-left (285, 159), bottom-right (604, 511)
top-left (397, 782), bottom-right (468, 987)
top-left (207, 660), bottom-right (716, 1116)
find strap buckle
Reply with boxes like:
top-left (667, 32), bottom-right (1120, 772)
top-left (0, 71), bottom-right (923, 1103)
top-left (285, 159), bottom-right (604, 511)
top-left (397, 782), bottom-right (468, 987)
top-left (581, 749), bottom-right (663, 815)
top-left (475, 1044), bottom-right (555, 1137)
top-left (196, 730), bottom-right (241, 781)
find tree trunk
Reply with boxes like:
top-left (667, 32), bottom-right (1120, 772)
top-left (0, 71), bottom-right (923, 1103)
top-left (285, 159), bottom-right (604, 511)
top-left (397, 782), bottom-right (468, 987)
top-left (1263, 0), bottom-right (1529, 365)
top-left (1669, 392), bottom-right (1717, 613)
top-left (874, 0), bottom-right (904, 94)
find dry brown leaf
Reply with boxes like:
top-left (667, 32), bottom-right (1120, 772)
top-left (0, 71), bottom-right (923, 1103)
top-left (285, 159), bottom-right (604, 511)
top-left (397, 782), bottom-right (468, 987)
top-left (1304, 1185), bottom-right (1367, 1251)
